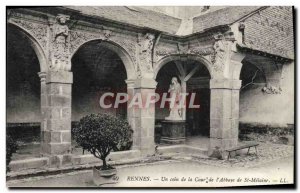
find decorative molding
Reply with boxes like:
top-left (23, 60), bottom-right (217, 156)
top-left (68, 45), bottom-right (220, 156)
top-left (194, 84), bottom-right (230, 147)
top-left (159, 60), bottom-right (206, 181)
top-left (155, 42), bottom-right (214, 58)
top-left (69, 29), bottom-right (111, 55)
top-left (113, 37), bottom-right (138, 69)
top-left (9, 18), bottom-right (48, 51)
top-left (189, 46), bottom-right (214, 55)
top-left (69, 28), bottom-right (138, 75)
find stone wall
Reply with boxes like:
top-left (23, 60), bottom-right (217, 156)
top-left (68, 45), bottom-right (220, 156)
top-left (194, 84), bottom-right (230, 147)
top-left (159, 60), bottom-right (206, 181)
top-left (239, 62), bottom-right (294, 126)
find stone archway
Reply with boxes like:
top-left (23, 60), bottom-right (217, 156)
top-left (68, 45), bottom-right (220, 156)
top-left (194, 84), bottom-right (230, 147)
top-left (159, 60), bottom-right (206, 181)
top-left (70, 38), bottom-right (137, 80)
top-left (154, 55), bottom-right (212, 146)
top-left (7, 23), bottom-right (48, 72)
top-left (71, 40), bottom-right (129, 121)
top-left (70, 39), bottom-right (139, 154)
top-left (7, 23), bottom-right (47, 160)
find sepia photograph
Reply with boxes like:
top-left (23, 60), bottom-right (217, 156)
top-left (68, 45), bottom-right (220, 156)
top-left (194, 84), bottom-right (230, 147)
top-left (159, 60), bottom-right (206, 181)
top-left (5, 5), bottom-right (295, 188)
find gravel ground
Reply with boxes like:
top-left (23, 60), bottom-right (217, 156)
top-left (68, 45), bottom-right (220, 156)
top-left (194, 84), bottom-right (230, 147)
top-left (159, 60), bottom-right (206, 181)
top-left (7, 141), bottom-right (294, 188)
top-left (191, 141), bottom-right (294, 168)
top-left (7, 156), bottom-right (294, 188)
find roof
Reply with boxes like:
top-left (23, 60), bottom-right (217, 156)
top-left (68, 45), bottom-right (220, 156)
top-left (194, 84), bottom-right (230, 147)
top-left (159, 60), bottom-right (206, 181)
top-left (192, 6), bottom-right (262, 33)
top-left (65, 6), bottom-right (265, 36)
top-left (65, 6), bottom-right (182, 35)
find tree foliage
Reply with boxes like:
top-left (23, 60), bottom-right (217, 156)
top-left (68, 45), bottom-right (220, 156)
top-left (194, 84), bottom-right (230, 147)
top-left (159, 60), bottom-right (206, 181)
top-left (72, 113), bottom-right (133, 170)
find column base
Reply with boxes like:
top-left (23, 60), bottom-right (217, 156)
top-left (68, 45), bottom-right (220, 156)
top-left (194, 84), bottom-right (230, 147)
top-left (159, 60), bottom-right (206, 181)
top-left (40, 143), bottom-right (72, 168)
top-left (208, 138), bottom-right (238, 159)
top-left (41, 142), bottom-right (72, 155)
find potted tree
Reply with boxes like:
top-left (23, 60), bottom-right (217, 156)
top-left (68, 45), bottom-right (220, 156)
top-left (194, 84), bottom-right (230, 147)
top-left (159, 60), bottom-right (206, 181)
top-left (72, 113), bottom-right (133, 185)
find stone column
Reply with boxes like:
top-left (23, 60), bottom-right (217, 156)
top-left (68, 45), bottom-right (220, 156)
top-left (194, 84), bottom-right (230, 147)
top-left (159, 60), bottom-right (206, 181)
top-left (41, 71), bottom-right (73, 166)
top-left (209, 79), bottom-right (241, 157)
top-left (181, 80), bottom-right (187, 120)
top-left (38, 72), bottom-right (47, 135)
top-left (125, 79), bottom-right (138, 150)
top-left (129, 78), bottom-right (157, 156)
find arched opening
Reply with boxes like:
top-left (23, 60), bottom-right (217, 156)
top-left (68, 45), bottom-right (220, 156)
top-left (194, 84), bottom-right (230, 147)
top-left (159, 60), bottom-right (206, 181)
top-left (239, 59), bottom-right (266, 141)
top-left (239, 60), bottom-right (266, 122)
top-left (71, 40), bottom-right (130, 153)
top-left (155, 59), bottom-right (211, 146)
top-left (7, 24), bottom-right (42, 160)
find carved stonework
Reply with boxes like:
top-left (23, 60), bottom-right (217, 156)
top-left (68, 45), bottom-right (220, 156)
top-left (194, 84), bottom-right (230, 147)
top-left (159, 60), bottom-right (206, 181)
top-left (155, 43), bottom-right (214, 59)
top-left (113, 37), bottom-right (138, 69)
top-left (262, 84), bottom-right (282, 94)
top-left (177, 42), bottom-right (189, 55)
top-left (70, 28), bottom-right (138, 75)
top-left (210, 32), bottom-right (236, 72)
top-left (211, 35), bottom-right (227, 72)
top-left (49, 14), bottom-right (71, 71)
top-left (156, 48), bottom-right (177, 56)
top-left (137, 33), bottom-right (155, 77)
top-left (69, 29), bottom-right (111, 54)
top-left (189, 46), bottom-right (214, 56)
top-left (9, 18), bottom-right (48, 50)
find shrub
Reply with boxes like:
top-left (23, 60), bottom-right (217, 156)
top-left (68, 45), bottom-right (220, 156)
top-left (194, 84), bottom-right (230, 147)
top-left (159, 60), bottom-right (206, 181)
top-left (6, 135), bottom-right (18, 173)
top-left (72, 113), bottom-right (133, 170)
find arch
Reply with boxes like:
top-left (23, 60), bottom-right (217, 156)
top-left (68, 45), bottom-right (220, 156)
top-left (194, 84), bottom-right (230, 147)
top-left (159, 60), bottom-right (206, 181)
top-left (7, 23), bottom-right (48, 72)
top-left (154, 54), bottom-right (213, 79)
top-left (71, 39), bottom-right (137, 80)
top-left (239, 59), bottom-right (267, 89)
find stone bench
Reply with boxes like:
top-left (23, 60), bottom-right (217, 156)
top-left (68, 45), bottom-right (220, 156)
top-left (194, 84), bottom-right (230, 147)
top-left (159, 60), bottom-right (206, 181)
top-left (225, 142), bottom-right (259, 160)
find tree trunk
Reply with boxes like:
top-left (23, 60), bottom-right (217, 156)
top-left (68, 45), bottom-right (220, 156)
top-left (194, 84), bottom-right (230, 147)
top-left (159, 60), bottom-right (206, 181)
top-left (102, 158), bottom-right (107, 170)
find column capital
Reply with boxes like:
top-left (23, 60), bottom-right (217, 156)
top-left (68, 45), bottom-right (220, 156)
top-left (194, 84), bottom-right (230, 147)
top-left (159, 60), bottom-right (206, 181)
top-left (210, 79), bottom-right (241, 90)
top-left (46, 71), bottom-right (73, 84)
top-left (133, 78), bottom-right (157, 89)
top-left (38, 72), bottom-right (47, 82)
top-left (125, 79), bottom-right (136, 88)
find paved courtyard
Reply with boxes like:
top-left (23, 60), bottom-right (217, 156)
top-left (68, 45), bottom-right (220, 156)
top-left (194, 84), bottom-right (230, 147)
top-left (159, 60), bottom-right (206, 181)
top-left (7, 156), bottom-right (293, 187)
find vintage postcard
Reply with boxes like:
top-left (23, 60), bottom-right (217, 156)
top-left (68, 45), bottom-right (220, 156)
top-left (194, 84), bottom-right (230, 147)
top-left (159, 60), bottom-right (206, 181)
top-left (6, 6), bottom-right (295, 188)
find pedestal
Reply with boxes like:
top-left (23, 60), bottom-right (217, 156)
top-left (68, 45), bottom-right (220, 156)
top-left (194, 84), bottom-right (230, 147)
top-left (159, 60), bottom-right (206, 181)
top-left (161, 120), bottom-right (186, 144)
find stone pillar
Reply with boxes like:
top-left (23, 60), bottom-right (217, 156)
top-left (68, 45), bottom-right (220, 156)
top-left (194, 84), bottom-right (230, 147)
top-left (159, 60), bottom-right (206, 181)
top-left (128, 78), bottom-right (157, 156)
top-left (181, 80), bottom-right (187, 120)
top-left (41, 71), bottom-right (73, 166)
top-left (209, 79), bottom-right (241, 157)
top-left (125, 79), bottom-right (138, 150)
top-left (38, 72), bottom-right (47, 135)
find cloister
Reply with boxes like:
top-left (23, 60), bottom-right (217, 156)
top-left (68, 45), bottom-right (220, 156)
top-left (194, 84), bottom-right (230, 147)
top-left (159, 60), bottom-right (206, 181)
top-left (7, 6), bottom-right (294, 170)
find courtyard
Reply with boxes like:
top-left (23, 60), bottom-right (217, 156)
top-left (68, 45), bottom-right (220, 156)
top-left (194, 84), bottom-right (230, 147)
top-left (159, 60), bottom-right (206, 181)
top-left (7, 154), bottom-right (293, 187)
top-left (7, 135), bottom-right (294, 187)
top-left (6, 6), bottom-right (294, 188)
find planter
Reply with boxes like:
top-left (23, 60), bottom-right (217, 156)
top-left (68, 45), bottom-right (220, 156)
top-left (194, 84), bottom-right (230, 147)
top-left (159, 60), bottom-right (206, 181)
top-left (93, 167), bottom-right (117, 186)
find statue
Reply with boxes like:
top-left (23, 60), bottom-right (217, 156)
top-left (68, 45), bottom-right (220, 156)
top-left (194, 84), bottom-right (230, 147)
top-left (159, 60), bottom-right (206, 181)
top-left (50, 14), bottom-right (71, 71)
top-left (161, 77), bottom-right (186, 144)
top-left (165, 77), bottom-right (183, 121)
top-left (137, 33), bottom-right (155, 76)
top-left (211, 35), bottom-right (227, 72)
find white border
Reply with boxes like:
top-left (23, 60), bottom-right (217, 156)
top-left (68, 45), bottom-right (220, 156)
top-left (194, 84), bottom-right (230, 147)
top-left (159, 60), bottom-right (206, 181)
top-left (1, 1), bottom-right (298, 192)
